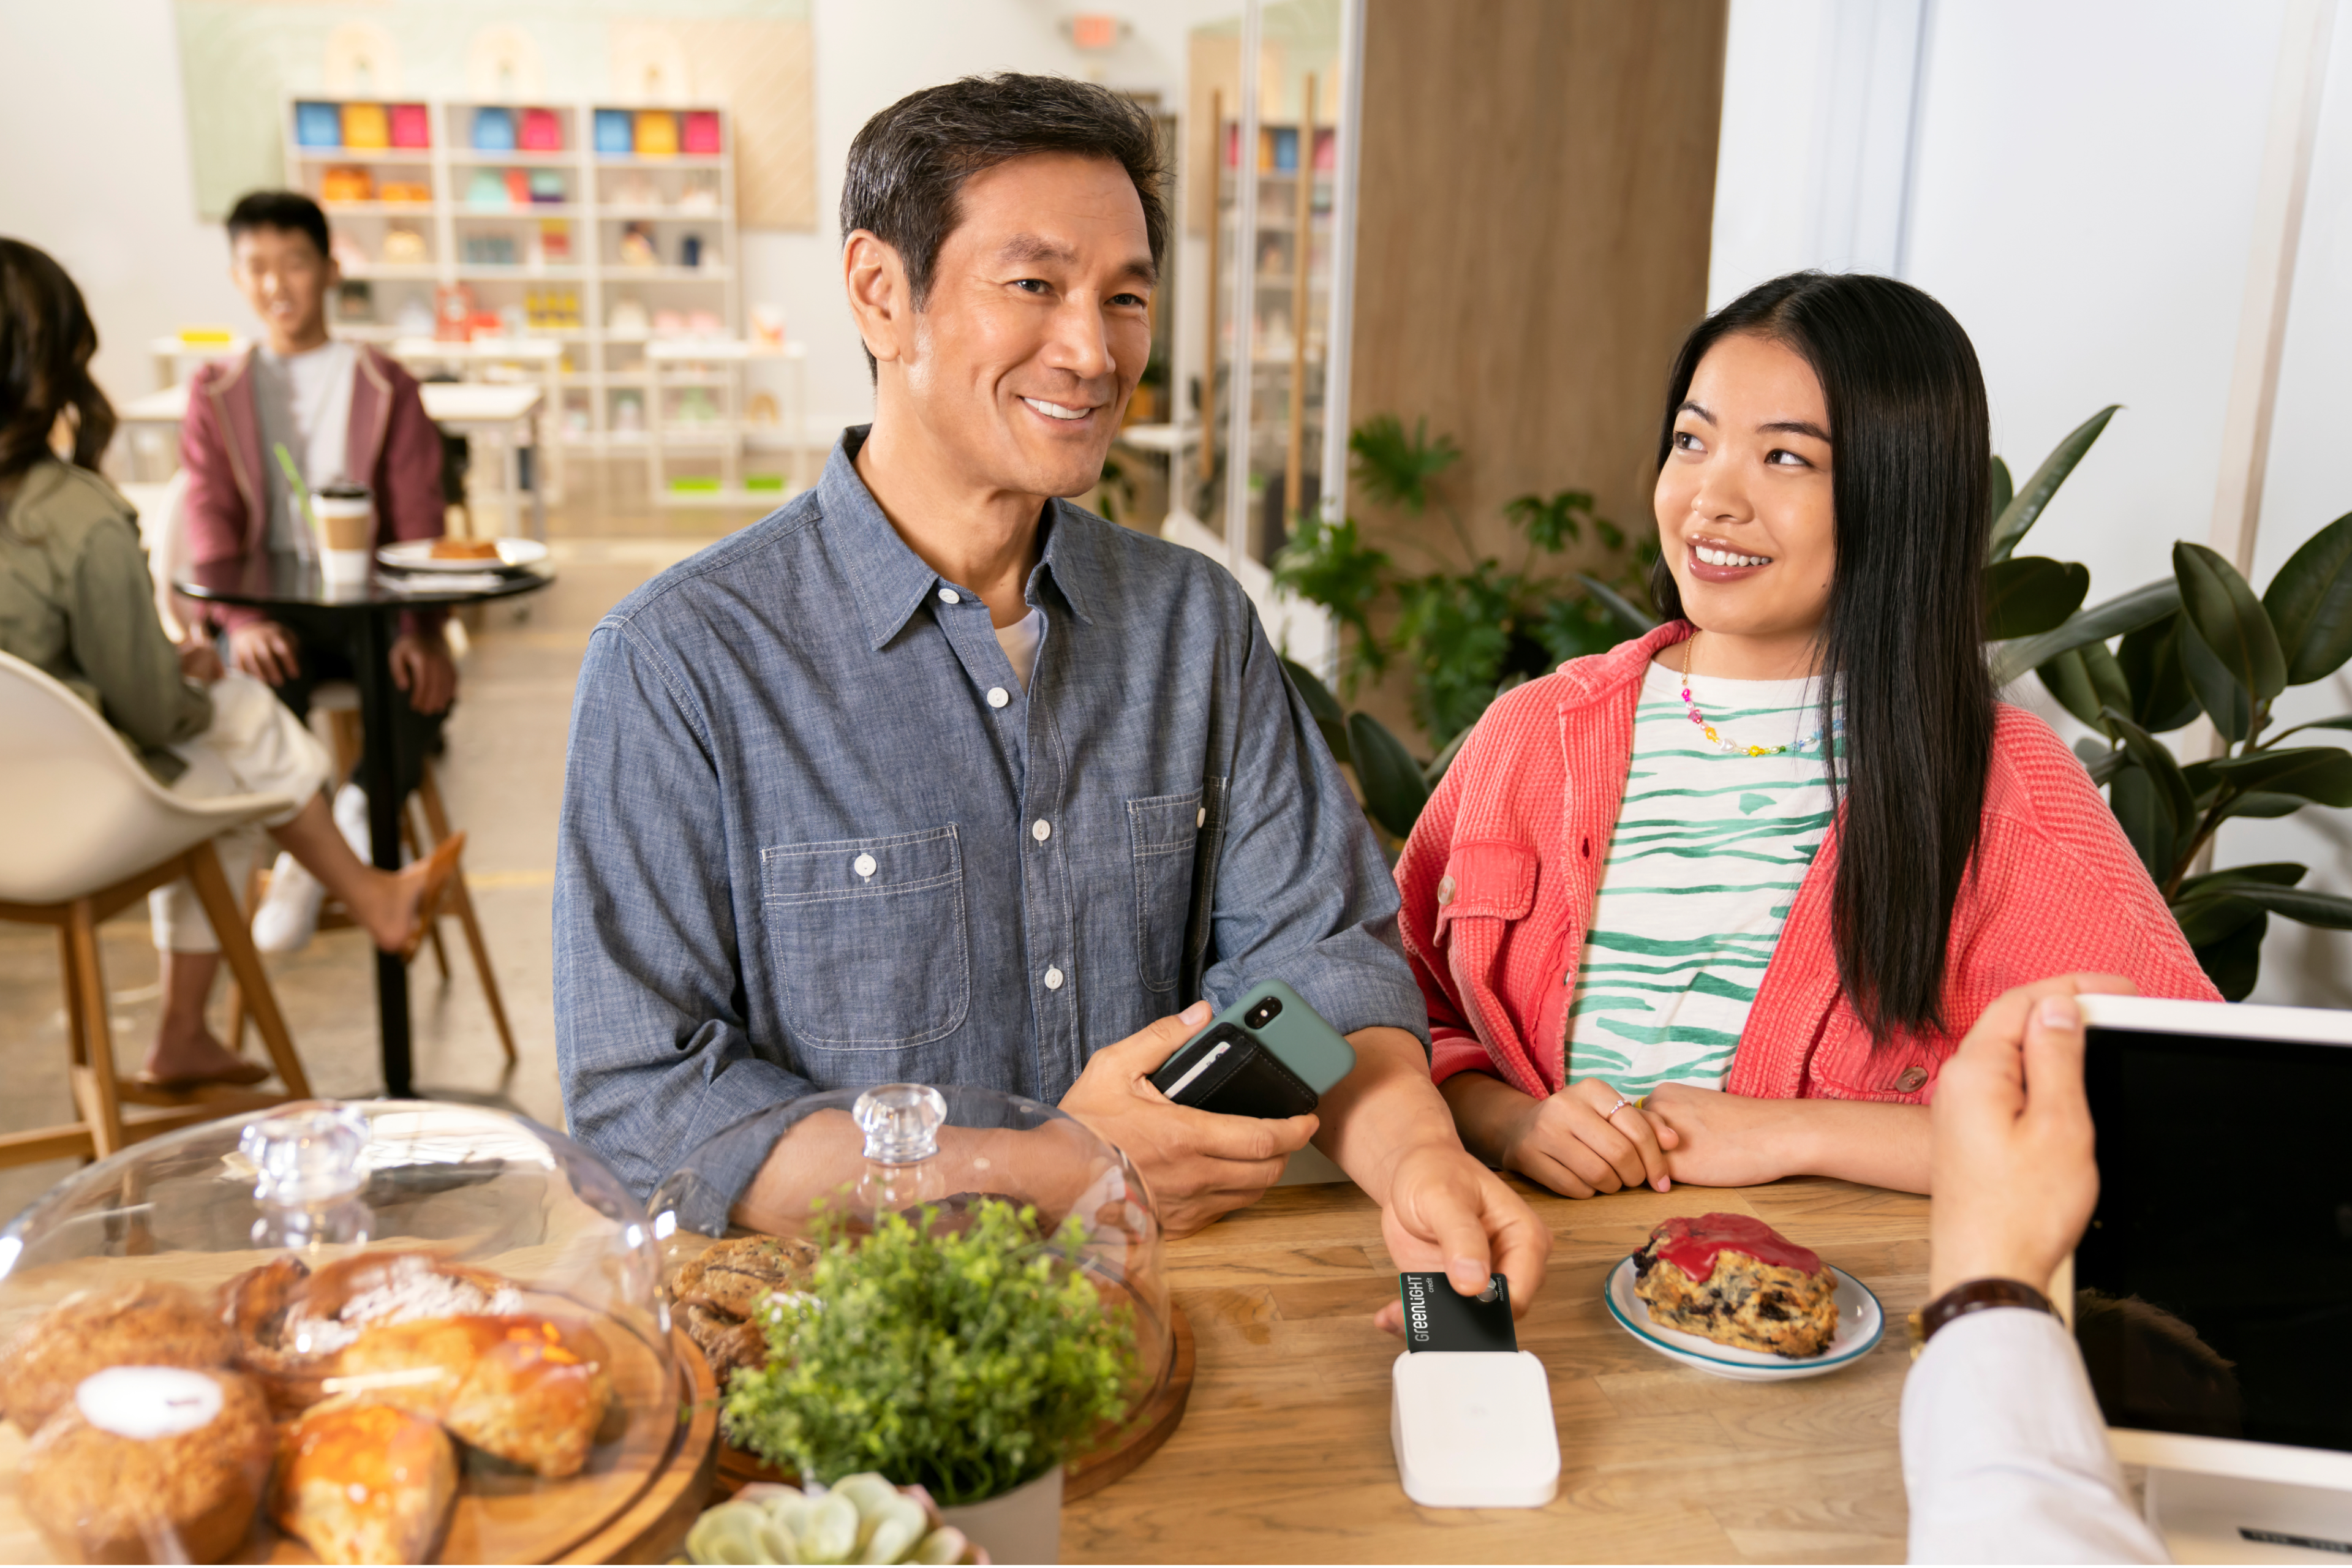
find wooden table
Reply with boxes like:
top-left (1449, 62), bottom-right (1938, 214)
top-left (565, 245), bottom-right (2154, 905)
top-left (1062, 1175), bottom-right (1929, 1564)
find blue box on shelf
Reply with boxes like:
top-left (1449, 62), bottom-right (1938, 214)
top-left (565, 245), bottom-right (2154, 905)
top-left (594, 110), bottom-right (635, 157)
top-left (295, 102), bottom-right (342, 149)
top-left (472, 107), bottom-right (516, 153)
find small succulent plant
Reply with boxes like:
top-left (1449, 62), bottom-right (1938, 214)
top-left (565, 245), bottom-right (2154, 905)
top-left (685, 1475), bottom-right (982, 1566)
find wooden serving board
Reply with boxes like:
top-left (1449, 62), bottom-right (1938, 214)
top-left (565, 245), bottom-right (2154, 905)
top-left (712, 1303), bottom-right (1194, 1504)
top-left (0, 1317), bottom-right (712, 1564)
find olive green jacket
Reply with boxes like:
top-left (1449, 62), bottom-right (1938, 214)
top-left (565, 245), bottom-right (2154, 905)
top-left (0, 459), bottom-right (211, 781)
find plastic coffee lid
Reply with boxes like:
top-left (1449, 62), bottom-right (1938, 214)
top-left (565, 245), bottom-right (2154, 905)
top-left (314, 483), bottom-right (371, 500)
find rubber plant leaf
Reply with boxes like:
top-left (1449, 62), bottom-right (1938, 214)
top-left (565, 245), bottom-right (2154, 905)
top-left (1575, 573), bottom-right (1659, 639)
top-left (2039, 640), bottom-right (2131, 733)
top-left (1988, 405), bottom-right (2119, 562)
top-left (2102, 708), bottom-right (2196, 835)
top-left (2108, 764), bottom-right (2176, 886)
top-left (2192, 911), bottom-right (2267, 1001)
top-left (1348, 711), bottom-right (1431, 840)
top-left (2175, 862), bottom-right (2306, 900)
top-left (2204, 745), bottom-right (2352, 807)
top-left (1281, 656), bottom-right (1351, 766)
top-left (2173, 540), bottom-right (2286, 704)
top-left (2216, 883), bottom-right (2352, 930)
top-left (2177, 619), bottom-right (2254, 743)
top-left (1988, 578), bottom-right (2179, 688)
top-left (1985, 556), bottom-right (2091, 640)
top-left (2116, 613), bottom-right (2202, 733)
top-left (1986, 455), bottom-right (2015, 541)
top-left (2261, 510), bottom-right (2352, 686)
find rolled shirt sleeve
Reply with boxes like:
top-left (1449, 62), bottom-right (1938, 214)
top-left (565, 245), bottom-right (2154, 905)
top-left (554, 620), bottom-right (813, 1201)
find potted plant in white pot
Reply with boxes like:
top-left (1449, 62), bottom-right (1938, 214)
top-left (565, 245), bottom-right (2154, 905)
top-left (719, 1198), bottom-right (1140, 1565)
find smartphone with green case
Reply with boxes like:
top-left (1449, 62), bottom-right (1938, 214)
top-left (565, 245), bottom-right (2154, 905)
top-left (1147, 981), bottom-right (1357, 1118)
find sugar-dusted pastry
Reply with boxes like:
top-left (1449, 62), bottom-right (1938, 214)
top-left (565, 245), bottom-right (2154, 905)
top-left (0, 1280), bottom-right (237, 1433)
top-left (20, 1365), bottom-right (273, 1563)
top-left (330, 1314), bottom-right (614, 1477)
top-left (274, 1398), bottom-right (458, 1566)
top-left (225, 1250), bottom-right (527, 1410)
top-left (1630, 1212), bottom-right (1841, 1359)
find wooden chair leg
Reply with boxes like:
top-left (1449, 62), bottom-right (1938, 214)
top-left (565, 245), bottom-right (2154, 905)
top-left (187, 844), bottom-right (311, 1101)
top-left (63, 900), bottom-right (127, 1160)
top-left (222, 863), bottom-right (266, 1054)
top-left (402, 809), bottom-right (452, 980)
top-left (330, 709), bottom-right (364, 791)
top-left (415, 766), bottom-right (515, 1066)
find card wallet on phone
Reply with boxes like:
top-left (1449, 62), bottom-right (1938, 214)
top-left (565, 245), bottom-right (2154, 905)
top-left (1152, 1023), bottom-right (1321, 1117)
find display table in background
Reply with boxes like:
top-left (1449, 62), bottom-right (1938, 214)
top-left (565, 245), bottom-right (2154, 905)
top-left (1063, 1174), bottom-right (1927, 1564)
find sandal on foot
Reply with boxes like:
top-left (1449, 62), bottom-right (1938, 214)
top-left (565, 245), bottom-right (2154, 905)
top-left (135, 1059), bottom-right (272, 1092)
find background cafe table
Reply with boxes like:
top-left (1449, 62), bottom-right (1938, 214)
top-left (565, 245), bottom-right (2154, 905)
top-left (1065, 1174), bottom-right (1930, 1563)
top-left (176, 551), bottom-right (553, 1098)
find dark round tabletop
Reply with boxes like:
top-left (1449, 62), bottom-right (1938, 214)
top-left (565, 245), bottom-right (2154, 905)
top-left (175, 550), bottom-right (556, 612)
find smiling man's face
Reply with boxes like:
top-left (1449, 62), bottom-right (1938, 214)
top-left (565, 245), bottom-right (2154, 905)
top-left (886, 151), bottom-right (1154, 500)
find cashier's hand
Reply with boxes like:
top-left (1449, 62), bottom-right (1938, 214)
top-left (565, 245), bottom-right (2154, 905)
top-left (227, 619), bottom-right (301, 685)
top-left (1373, 1145), bottom-right (1551, 1333)
top-left (1928, 973), bottom-right (2131, 1297)
top-left (1060, 1000), bottom-right (1319, 1238)
top-left (390, 633), bottom-right (458, 715)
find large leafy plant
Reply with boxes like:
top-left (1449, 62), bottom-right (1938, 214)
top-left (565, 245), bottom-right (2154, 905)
top-left (721, 1199), bottom-right (1139, 1506)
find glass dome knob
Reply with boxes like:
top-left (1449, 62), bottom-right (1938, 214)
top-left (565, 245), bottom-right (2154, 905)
top-left (853, 1084), bottom-right (948, 1166)
top-left (241, 1106), bottom-right (372, 1247)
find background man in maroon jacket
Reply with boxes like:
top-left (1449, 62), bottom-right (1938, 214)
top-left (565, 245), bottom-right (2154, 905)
top-left (179, 190), bottom-right (454, 948)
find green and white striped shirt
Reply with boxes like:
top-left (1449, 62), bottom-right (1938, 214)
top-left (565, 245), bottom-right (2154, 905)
top-left (1564, 662), bottom-right (1839, 1096)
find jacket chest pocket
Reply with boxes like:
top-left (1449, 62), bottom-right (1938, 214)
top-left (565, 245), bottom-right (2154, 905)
top-left (1126, 791), bottom-right (1202, 993)
top-left (761, 826), bottom-right (970, 1049)
top-left (1431, 840), bottom-right (1539, 1041)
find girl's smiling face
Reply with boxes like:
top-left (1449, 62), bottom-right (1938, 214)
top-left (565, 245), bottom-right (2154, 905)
top-left (1654, 331), bottom-right (1838, 676)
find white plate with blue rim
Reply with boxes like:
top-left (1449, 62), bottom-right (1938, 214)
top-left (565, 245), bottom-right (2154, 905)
top-left (1603, 1255), bottom-right (1884, 1381)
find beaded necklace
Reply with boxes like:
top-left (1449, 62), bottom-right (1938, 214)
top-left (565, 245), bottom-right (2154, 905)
top-left (1679, 635), bottom-right (1830, 757)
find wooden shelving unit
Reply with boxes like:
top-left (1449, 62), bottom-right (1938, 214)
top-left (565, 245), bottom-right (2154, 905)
top-left (282, 96), bottom-right (805, 508)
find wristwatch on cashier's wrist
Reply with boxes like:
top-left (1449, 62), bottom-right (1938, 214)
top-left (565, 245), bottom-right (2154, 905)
top-left (1905, 1277), bottom-right (2059, 1359)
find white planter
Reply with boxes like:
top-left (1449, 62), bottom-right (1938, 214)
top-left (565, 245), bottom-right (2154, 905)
top-left (938, 1464), bottom-right (1063, 1564)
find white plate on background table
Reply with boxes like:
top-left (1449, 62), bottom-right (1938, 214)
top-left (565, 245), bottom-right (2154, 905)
top-left (377, 537), bottom-right (549, 573)
top-left (1603, 1255), bottom-right (1883, 1381)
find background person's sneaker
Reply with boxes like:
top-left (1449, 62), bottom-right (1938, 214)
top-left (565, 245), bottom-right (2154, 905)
top-left (250, 851), bottom-right (325, 954)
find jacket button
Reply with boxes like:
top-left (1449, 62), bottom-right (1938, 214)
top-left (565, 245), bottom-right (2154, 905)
top-left (1436, 875), bottom-right (1457, 905)
top-left (1894, 1065), bottom-right (1929, 1093)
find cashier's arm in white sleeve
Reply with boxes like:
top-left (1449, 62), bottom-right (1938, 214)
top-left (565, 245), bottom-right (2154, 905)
top-left (1901, 1306), bottom-right (2168, 1563)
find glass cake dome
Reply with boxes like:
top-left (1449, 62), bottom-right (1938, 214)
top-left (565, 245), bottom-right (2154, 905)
top-left (650, 1082), bottom-right (1174, 1413)
top-left (0, 1099), bottom-right (679, 1566)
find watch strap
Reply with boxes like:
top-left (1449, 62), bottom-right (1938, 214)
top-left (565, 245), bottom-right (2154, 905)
top-left (1905, 1276), bottom-right (2057, 1359)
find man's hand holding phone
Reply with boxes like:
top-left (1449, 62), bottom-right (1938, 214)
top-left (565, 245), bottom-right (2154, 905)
top-left (1060, 1000), bottom-right (1319, 1237)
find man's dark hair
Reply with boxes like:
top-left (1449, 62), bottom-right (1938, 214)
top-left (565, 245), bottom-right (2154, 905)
top-left (840, 73), bottom-right (1166, 368)
top-left (226, 189), bottom-right (331, 261)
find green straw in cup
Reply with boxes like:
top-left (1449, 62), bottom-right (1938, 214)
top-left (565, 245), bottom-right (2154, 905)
top-left (271, 441), bottom-right (320, 545)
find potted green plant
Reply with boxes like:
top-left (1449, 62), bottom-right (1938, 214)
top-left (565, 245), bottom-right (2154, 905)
top-left (720, 1198), bottom-right (1139, 1565)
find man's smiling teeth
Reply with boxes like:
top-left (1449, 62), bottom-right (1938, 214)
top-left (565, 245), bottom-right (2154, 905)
top-left (1022, 397), bottom-right (1090, 421)
top-left (1695, 544), bottom-right (1770, 567)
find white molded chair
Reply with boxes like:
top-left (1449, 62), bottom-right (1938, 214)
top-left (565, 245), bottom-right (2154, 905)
top-left (0, 651), bottom-right (311, 1163)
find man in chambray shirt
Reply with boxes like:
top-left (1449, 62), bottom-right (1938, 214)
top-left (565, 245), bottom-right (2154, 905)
top-left (555, 75), bottom-right (1545, 1321)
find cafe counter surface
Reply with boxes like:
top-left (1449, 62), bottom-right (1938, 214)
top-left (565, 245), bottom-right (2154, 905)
top-left (1062, 1175), bottom-right (1927, 1564)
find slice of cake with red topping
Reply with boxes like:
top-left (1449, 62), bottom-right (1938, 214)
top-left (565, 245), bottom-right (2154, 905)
top-left (1630, 1213), bottom-right (1839, 1359)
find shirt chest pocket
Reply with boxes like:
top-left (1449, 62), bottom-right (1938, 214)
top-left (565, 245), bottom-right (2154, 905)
top-left (761, 825), bottom-right (970, 1049)
top-left (1126, 790), bottom-right (1202, 993)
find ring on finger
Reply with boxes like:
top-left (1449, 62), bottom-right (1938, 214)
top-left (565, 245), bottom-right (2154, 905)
top-left (1602, 1093), bottom-right (1645, 1119)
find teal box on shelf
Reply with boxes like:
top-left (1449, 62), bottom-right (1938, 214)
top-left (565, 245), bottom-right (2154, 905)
top-left (471, 107), bottom-right (516, 152)
top-left (594, 110), bottom-right (635, 157)
top-left (465, 168), bottom-right (510, 209)
top-left (295, 102), bottom-right (342, 148)
top-left (528, 170), bottom-right (566, 203)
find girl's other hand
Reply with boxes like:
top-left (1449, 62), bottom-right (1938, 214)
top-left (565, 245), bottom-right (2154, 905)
top-left (1499, 1077), bottom-right (1679, 1197)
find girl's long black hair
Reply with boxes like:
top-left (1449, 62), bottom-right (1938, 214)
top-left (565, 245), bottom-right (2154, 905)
top-left (1648, 271), bottom-right (1994, 1040)
top-left (0, 238), bottom-right (116, 483)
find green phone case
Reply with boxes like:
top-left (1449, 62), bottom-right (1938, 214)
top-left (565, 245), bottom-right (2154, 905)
top-left (1203, 980), bottom-right (1358, 1095)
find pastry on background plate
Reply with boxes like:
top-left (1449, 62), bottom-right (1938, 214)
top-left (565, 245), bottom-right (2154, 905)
top-left (1630, 1213), bottom-right (1839, 1359)
top-left (428, 537), bottom-right (501, 560)
top-left (0, 1280), bottom-right (238, 1432)
top-left (20, 1365), bottom-right (274, 1564)
top-left (274, 1398), bottom-right (458, 1566)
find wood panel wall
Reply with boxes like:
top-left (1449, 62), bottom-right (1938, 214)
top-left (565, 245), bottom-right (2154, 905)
top-left (1347, 0), bottom-right (1728, 741)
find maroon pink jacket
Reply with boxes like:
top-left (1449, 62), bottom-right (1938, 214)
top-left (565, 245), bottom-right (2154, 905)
top-left (177, 343), bottom-right (444, 633)
top-left (1395, 621), bottom-right (2218, 1106)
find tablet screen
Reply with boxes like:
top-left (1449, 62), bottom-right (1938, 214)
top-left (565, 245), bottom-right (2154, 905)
top-left (2078, 1022), bottom-right (2352, 1453)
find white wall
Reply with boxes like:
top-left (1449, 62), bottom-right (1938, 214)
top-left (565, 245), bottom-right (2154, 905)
top-left (1711, 0), bottom-right (2352, 1006)
top-left (0, 0), bottom-right (1228, 442)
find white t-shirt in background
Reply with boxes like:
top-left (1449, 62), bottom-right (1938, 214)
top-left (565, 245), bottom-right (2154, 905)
top-left (995, 608), bottom-right (1043, 692)
top-left (252, 340), bottom-right (358, 554)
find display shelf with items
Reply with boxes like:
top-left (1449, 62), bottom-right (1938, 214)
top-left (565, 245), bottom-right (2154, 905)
top-left (280, 94), bottom-right (804, 507)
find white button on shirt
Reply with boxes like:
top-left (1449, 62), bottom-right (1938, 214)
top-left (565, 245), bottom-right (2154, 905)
top-left (1031, 820), bottom-right (1052, 843)
top-left (986, 687), bottom-right (1009, 708)
top-left (1043, 966), bottom-right (1065, 990)
top-left (852, 853), bottom-right (876, 879)
top-left (938, 588), bottom-right (960, 605)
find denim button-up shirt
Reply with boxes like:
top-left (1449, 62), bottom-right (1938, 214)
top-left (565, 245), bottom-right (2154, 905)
top-left (555, 429), bottom-right (1424, 1200)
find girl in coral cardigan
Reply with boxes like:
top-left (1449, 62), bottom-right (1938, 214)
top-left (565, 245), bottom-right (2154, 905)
top-left (1396, 271), bottom-right (2215, 1200)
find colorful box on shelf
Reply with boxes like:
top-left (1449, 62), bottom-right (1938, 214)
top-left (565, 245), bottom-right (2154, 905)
top-left (635, 111), bottom-right (679, 158)
top-left (466, 168), bottom-right (510, 209)
top-left (295, 101), bottom-right (342, 148)
top-left (594, 110), bottom-right (635, 157)
top-left (342, 102), bottom-right (389, 151)
top-left (472, 107), bottom-right (516, 152)
top-left (682, 111), bottom-right (722, 154)
top-left (529, 169), bottom-right (566, 203)
top-left (389, 103), bottom-right (431, 148)
top-left (519, 107), bottom-right (563, 151)
top-left (668, 476), bottom-right (721, 492)
top-left (380, 180), bottom-right (431, 205)
top-left (320, 167), bottom-right (374, 205)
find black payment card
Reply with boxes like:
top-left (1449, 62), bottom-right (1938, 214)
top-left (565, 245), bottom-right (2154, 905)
top-left (1398, 1272), bottom-right (1517, 1353)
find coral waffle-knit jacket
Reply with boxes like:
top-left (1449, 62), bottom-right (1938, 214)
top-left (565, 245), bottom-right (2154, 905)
top-left (1395, 622), bottom-right (2218, 1104)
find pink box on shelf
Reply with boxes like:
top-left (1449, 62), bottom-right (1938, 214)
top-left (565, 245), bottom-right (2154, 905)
top-left (682, 111), bottom-right (721, 154)
top-left (388, 103), bottom-right (430, 148)
top-left (519, 108), bottom-right (562, 151)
